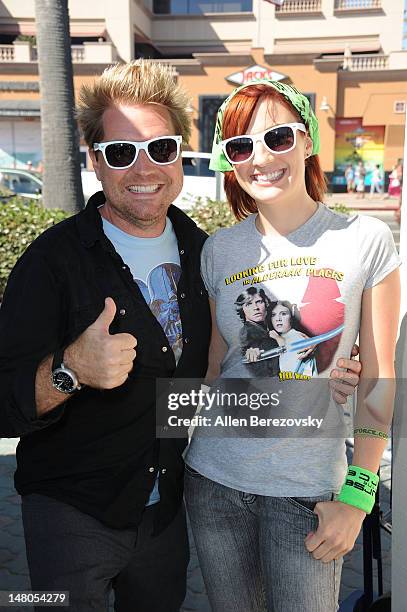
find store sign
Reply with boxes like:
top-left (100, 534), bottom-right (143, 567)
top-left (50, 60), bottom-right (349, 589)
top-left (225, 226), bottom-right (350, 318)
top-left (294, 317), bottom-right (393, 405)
top-left (333, 117), bottom-right (384, 188)
top-left (226, 65), bottom-right (287, 86)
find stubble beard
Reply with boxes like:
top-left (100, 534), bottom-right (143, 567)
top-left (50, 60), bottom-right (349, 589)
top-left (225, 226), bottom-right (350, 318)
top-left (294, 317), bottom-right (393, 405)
top-left (107, 189), bottom-right (169, 231)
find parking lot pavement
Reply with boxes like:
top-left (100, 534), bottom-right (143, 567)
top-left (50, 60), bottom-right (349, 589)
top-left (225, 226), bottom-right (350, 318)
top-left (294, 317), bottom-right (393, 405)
top-left (0, 438), bottom-right (391, 611)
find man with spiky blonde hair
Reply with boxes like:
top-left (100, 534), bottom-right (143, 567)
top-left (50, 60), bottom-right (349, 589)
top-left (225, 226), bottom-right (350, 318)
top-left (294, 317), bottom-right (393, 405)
top-left (0, 59), bottom-right (211, 611)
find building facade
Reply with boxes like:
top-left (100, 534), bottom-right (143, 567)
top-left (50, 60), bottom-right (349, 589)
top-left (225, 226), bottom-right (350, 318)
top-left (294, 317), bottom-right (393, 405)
top-left (1, 0), bottom-right (406, 188)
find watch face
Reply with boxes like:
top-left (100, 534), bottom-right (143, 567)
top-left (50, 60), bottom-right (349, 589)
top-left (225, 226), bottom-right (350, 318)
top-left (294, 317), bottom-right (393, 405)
top-left (53, 370), bottom-right (75, 393)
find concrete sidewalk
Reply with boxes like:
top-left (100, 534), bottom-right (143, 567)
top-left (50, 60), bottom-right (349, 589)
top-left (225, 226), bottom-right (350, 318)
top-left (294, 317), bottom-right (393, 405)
top-left (0, 437), bottom-right (391, 612)
top-left (326, 191), bottom-right (400, 212)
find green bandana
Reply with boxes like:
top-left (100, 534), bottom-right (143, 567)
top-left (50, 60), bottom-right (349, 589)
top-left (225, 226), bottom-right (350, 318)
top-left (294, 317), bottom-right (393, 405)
top-left (209, 79), bottom-right (320, 172)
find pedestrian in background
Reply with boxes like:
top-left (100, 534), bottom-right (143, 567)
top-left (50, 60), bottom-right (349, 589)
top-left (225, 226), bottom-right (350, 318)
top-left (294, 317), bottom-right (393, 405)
top-left (344, 163), bottom-right (355, 193)
top-left (354, 160), bottom-right (366, 199)
top-left (369, 164), bottom-right (383, 198)
top-left (386, 159), bottom-right (402, 199)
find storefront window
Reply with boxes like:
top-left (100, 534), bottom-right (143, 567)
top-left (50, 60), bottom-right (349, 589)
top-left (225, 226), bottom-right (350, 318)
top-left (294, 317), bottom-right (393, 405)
top-left (153, 0), bottom-right (252, 14)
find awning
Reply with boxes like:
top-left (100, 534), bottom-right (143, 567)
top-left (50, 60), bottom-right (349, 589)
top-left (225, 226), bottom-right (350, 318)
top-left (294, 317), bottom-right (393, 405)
top-left (0, 20), bottom-right (106, 38)
top-left (0, 21), bottom-right (36, 36)
top-left (0, 100), bottom-right (41, 118)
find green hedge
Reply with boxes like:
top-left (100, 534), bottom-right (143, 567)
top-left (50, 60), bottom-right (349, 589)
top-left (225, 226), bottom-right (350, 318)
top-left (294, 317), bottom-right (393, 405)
top-left (185, 197), bottom-right (236, 235)
top-left (186, 197), bottom-right (350, 235)
top-left (0, 196), bottom-right (69, 300)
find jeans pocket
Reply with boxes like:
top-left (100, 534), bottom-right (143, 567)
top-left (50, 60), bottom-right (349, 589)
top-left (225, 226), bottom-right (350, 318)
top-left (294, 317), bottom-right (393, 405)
top-left (184, 463), bottom-right (204, 478)
top-left (285, 493), bottom-right (332, 516)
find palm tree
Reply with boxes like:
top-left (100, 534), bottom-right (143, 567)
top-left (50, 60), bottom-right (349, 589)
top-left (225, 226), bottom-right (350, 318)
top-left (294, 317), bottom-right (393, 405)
top-left (34, 0), bottom-right (84, 212)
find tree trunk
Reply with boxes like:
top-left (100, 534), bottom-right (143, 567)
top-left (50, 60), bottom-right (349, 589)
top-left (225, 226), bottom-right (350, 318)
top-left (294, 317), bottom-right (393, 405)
top-left (34, 0), bottom-right (84, 212)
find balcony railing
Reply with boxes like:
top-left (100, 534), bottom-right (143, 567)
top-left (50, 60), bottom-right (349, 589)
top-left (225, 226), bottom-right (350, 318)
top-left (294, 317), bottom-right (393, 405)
top-left (71, 45), bottom-right (85, 62)
top-left (343, 54), bottom-right (389, 71)
top-left (0, 41), bottom-right (117, 64)
top-left (0, 45), bottom-right (15, 61)
top-left (275, 0), bottom-right (322, 14)
top-left (335, 0), bottom-right (381, 11)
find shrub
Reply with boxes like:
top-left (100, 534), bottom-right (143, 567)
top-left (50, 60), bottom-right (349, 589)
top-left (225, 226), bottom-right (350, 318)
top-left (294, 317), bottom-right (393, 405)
top-left (186, 197), bottom-right (351, 235)
top-left (185, 197), bottom-right (235, 234)
top-left (0, 195), bottom-right (69, 300)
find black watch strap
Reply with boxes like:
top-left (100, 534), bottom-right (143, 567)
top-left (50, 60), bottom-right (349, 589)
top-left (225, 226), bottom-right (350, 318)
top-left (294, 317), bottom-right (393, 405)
top-left (52, 348), bottom-right (65, 371)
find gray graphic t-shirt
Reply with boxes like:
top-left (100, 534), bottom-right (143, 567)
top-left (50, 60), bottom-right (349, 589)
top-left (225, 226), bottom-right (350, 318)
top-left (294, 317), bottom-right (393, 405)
top-left (185, 204), bottom-right (400, 497)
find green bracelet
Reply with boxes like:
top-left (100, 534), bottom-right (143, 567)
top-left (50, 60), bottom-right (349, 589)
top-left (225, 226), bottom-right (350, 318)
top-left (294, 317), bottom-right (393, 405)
top-left (353, 428), bottom-right (389, 440)
top-left (337, 465), bottom-right (379, 514)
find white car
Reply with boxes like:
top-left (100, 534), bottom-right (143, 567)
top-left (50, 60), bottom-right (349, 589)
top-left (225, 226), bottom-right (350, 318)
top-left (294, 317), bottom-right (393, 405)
top-left (0, 168), bottom-right (42, 200)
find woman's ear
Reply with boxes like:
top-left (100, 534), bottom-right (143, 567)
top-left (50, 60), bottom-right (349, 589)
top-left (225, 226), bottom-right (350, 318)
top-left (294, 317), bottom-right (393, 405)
top-left (304, 136), bottom-right (313, 159)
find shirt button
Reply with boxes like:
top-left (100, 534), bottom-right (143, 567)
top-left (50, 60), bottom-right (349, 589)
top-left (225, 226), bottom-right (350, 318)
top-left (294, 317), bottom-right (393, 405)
top-left (122, 265), bottom-right (127, 270)
top-left (149, 467), bottom-right (155, 473)
top-left (119, 308), bottom-right (126, 316)
top-left (161, 468), bottom-right (167, 474)
top-left (180, 249), bottom-right (185, 255)
top-left (162, 346), bottom-right (168, 353)
top-left (180, 293), bottom-right (186, 299)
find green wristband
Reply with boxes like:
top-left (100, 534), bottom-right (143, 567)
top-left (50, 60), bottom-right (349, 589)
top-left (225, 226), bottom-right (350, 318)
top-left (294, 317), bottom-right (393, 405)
top-left (353, 427), bottom-right (389, 440)
top-left (337, 465), bottom-right (379, 514)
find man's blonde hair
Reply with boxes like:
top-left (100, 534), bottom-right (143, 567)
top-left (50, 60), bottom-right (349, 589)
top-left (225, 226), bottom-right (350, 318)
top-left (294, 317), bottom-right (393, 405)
top-left (77, 60), bottom-right (192, 146)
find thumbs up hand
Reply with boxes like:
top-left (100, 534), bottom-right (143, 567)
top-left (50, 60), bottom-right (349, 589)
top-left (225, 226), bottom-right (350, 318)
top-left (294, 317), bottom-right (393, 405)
top-left (63, 297), bottom-right (137, 389)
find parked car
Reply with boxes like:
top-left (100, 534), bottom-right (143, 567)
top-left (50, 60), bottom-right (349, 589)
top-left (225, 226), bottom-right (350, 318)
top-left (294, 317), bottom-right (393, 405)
top-left (0, 168), bottom-right (42, 200)
top-left (0, 167), bottom-right (98, 203)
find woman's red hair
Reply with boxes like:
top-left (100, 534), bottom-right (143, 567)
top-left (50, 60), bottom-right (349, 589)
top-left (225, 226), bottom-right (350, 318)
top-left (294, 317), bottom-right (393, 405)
top-left (222, 85), bottom-right (327, 221)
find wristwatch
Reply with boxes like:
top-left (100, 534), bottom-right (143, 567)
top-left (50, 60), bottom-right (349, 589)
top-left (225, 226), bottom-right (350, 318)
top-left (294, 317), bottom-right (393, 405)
top-left (51, 349), bottom-right (82, 394)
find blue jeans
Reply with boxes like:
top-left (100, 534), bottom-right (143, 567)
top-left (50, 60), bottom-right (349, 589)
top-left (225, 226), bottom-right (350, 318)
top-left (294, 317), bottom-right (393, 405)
top-left (184, 465), bottom-right (342, 612)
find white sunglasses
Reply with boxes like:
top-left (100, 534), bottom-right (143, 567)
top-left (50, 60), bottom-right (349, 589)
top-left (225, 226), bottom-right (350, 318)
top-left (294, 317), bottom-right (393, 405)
top-left (93, 135), bottom-right (182, 169)
top-left (221, 123), bottom-right (306, 165)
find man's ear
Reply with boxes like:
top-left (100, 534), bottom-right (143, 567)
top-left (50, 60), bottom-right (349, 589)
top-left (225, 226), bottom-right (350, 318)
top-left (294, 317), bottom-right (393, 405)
top-left (89, 147), bottom-right (102, 181)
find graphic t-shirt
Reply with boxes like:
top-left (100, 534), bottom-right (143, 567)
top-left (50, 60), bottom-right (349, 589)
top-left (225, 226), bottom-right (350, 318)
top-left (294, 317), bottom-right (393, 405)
top-left (102, 216), bottom-right (183, 362)
top-left (102, 215), bottom-right (183, 505)
top-left (185, 204), bottom-right (400, 497)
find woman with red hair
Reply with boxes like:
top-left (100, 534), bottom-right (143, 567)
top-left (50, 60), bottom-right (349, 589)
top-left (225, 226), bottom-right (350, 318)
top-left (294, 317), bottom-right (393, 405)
top-left (184, 80), bottom-right (400, 611)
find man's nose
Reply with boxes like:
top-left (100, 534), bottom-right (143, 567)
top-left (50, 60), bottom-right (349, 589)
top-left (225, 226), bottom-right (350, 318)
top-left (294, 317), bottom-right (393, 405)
top-left (130, 149), bottom-right (155, 171)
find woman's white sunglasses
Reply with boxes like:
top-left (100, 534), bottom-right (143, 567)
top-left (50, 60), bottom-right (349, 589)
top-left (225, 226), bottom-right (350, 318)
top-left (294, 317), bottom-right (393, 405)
top-left (93, 135), bottom-right (182, 169)
top-left (221, 123), bottom-right (306, 165)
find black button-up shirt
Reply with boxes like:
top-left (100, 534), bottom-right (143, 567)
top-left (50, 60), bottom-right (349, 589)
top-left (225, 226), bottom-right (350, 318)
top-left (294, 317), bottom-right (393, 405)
top-left (0, 192), bottom-right (210, 533)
